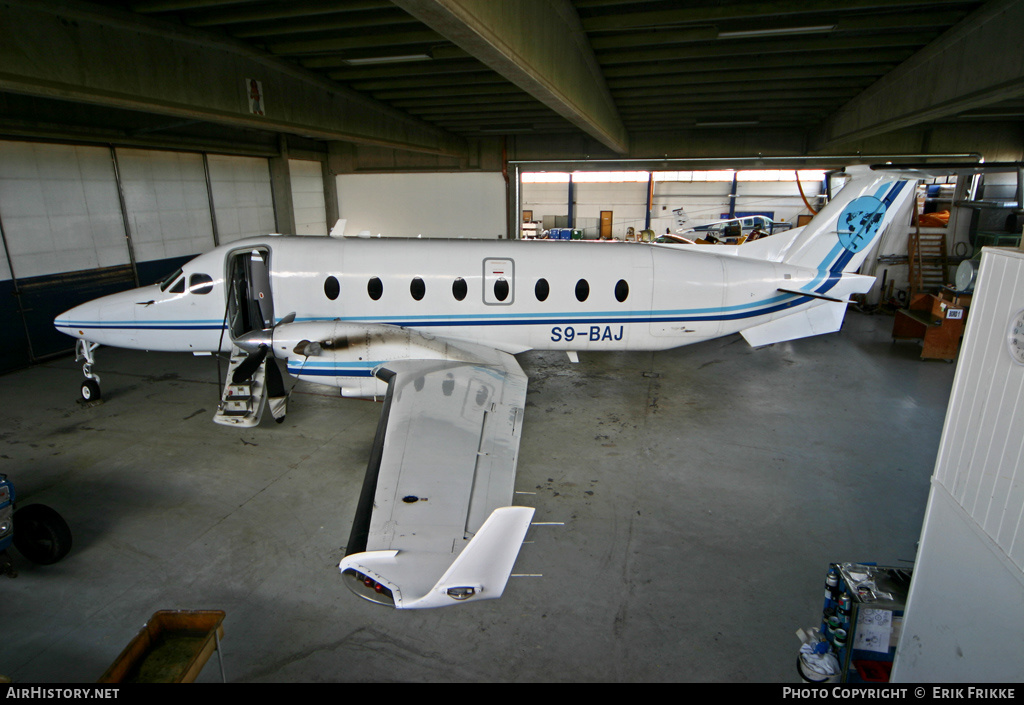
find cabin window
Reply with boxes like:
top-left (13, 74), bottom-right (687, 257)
top-left (493, 278), bottom-right (510, 302)
top-left (535, 278), bottom-right (549, 302)
top-left (410, 277), bottom-right (425, 301)
top-left (159, 268), bottom-right (183, 292)
top-left (452, 277), bottom-right (467, 301)
top-left (614, 279), bottom-right (629, 303)
top-left (189, 274), bottom-right (214, 295)
top-left (575, 278), bottom-right (590, 302)
top-left (483, 258), bottom-right (514, 305)
top-left (169, 277), bottom-right (185, 294)
top-left (324, 276), bottom-right (340, 300)
top-left (368, 277), bottom-right (383, 301)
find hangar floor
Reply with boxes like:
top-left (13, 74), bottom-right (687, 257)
top-left (1, 311), bottom-right (955, 683)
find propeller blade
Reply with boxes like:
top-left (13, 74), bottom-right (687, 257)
top-left (265, 357), bottom-right (289, 423)
top-left (264, 357), bottom-right (286, 399)
top-left (232, 344), bottom-right (269, 383)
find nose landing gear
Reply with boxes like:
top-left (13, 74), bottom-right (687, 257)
top-left (76, 340), bottom-right (102, 402)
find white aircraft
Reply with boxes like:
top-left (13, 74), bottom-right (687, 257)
top-left (53, 166), bottom-right (913, 608)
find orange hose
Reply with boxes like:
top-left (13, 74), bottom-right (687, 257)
top-left (795, 170), bottom-right (818, 215)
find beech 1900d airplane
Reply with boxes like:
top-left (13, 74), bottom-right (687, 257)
top-left (54, 166), bottom-right (913, 609)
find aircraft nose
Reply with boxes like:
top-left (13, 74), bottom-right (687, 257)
top-left (54, 301), bottom-right (99, 339)
top-left (53, 288), bottom-right (141, 346)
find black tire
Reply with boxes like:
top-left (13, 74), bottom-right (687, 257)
top-left (81, 379), bottom-right (101, 402)
top-left (13, 504), bottom-right (72, 565)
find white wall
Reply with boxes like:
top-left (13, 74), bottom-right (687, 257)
top-left (892, 248), bottom-right (1024, 682)
top-left (289, 158), bottom-right (327, 236)
top-left (336, 172), bottom-right (506, 238)
top-left (0, 141), bottom-right (128, 278)
top-left (577, 182), bottom-right (650, 236)
top-left (522, 177), bottom-right (822, 240)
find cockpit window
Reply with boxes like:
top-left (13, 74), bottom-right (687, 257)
top-left (189, 273), bottom-right (214, 295)
top-left (159, 268), bottom-right (183, 292)
top-left (169, 277), bottom-right (186, 294)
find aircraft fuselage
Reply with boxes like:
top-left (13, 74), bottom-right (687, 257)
top-left (55, 235), bottom-right (826, 357)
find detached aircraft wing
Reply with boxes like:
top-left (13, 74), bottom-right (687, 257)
top-left (338, 341), bottom-right (534, 609)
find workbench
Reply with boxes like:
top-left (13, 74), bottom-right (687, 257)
top-left (892, 292), bottom-right (966, 361)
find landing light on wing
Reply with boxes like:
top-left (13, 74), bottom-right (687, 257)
top-left (343, 569), bottom-right (396, 606)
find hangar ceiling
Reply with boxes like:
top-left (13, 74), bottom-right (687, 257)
top-left (1, 0), bottom-right (1022, 164)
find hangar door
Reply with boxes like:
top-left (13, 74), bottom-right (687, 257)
top-left (0, 140), bottom-right (277, 373)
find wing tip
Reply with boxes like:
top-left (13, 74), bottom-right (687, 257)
top-left (339, 506), bottom-right (535, 609)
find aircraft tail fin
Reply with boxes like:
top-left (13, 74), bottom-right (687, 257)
top-left (777, 166), bottom-right (916, 274)
top-left (736, 166), bottom-right (917, 348)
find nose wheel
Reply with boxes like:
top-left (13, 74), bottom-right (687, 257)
top-left (80, 379), bottom-right (101, 401)
top-left (76, 340), bottom-right (102, 402)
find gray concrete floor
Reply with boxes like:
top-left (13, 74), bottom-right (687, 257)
top-left (0, 311), bottom-right (955, 683)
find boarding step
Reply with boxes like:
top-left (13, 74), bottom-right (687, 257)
top-left (221, 398), bottom-right (253, 417)
top-left (213, 350), bottom-right (267, 428)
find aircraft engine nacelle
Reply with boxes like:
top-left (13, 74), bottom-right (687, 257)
top-left (257, 320), bottom-right (489, 399)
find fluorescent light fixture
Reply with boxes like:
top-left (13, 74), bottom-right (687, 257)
top-left (344, 53), bottom-right (432, 65)
top-left (718, 25), bottom-right (835, 39)
top-left (478, 125), bottom-right (534, 133)
top-left (958, 112), bottom-right (1024, 119)
top-left (695, 120), bottom-right (759, 127)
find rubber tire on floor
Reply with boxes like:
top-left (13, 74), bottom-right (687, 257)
top-left (13, 504), bottom-right (72, 565)
top-left (81, 379), bottom-right (101, 401)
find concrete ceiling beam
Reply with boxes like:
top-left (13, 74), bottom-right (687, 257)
top-left (391, 0), bottom-right (629, 154)
top-left (814, 0), bottom-right (1024, 149)
top-left (0, 0), bottom-right (467, 157)
top-left (580, 0), bottom-right (975, 32)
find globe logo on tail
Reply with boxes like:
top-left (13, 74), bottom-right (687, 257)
top-left (838, 195), bottom-right (886, 253)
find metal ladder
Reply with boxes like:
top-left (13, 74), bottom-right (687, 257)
top-left (908, 225), bottom-right (948, 296)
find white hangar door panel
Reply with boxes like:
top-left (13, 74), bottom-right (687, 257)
top-left (206, 155), bottom-right (276, 245)
top-left (116, 148), bottom-right (215, 262)
top-left (893, 247), bottom-right (1024, 683)
top-left (289, 159), bottom-right (327, 236)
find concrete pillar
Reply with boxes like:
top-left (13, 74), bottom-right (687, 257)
top-left (322, 159), bottom-right (340, 233)
top-left (269, 135), bottom-right (295, 235)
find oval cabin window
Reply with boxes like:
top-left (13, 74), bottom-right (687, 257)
top-left (410, 277), bottom-right (425, 301)
top-left (575, 279), bottom-right (590, 302)
top-left (324, 276), bottom-right (340, 301)
top-left (535, 278), bottom-right (549, 302)
top-left (452, 277), bottom-right (467, 301)
top-left (367, 277), bottom-right (383, 301)
top-left (493, 278), bottom-right (510, 302)
top-left (614, 279), bottom-right (629, 302)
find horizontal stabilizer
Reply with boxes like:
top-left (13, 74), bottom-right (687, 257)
top-left (777, 288), bottom-right (845, 303)
top-left (741, 301), bottom-right (848, 347)
top-left (339, 506), bottom-right (535, 609)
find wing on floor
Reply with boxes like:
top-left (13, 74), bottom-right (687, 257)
top-left (338, 347), bottom-right (534, 609)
